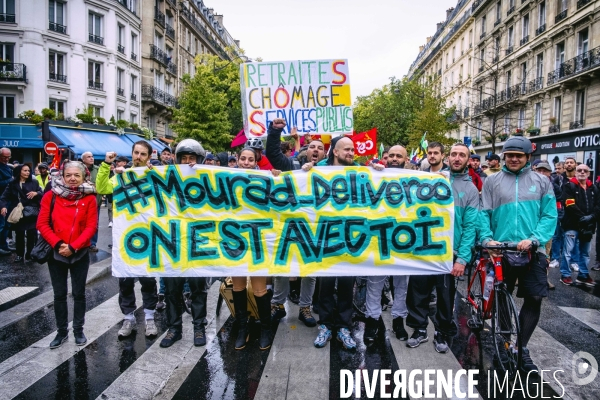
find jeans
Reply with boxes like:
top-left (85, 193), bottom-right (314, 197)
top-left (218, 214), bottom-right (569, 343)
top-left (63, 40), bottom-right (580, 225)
top-left (272, 277), bottom-right (316, 307)
top-left (118, 277), bottom-right (158, 315)
top-left (562, 230), bottom-right (591, 278)
top-left (48, 253), bottom-right (90, 334)
top-left (406, 274), bottom-right (458, 337)
top-left (164, 277), bottom-right (208, 330)
top-left (91, 204), bottom-right (101, 246)
top-left (365, 276), bottom-right (409, 320)
top-left (158, 277), bottom-right (190, 295)
top-left (550, 223), bottom-right (564, 261)
top-left (318, 277), bottom-right (354, 330)
top-left (0, 214), bottom-right (8, 251)
top-left (15, 229), bottom-right (37, 258)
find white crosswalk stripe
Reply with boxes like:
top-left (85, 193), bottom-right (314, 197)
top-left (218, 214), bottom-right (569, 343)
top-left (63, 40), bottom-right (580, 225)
top-left (0, 286), bottom-right (37, 307)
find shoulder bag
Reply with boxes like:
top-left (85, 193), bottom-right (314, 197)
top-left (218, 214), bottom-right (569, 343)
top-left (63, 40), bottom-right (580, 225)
top-left (30, 194), bottom-right (56, 264)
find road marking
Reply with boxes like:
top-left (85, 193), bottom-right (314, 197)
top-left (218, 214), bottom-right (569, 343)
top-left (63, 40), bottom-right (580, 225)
top-left (558, 306), bottom-right (600, 334)
top-left (0, 284), bottom-right (142, 400)
top-left (0, 287), bottom-right (37, 306)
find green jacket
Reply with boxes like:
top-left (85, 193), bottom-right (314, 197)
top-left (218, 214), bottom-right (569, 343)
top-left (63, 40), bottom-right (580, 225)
top-left (450, 171), bottom-right (480, 266)
top-left (96, 162), bottom-right (116, 195)
top-left (480, 164), bottom-right (557, 253)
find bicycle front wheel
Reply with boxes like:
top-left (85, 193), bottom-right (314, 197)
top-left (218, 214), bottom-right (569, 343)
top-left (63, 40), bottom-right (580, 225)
top-left (491, 286), bottom-right (522, 377)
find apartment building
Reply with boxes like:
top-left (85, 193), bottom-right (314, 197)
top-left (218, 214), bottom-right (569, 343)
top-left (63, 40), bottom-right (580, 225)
top-left (140, 0), bottom-right (242, 139)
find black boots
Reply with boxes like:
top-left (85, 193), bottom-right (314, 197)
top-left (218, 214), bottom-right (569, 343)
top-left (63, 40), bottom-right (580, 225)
top-left (393, 317), bottom-right (409, 341)
top-left (233, 289), bottom-right (249, 350)
top-left (50, 331), bottom-right (68, 349)
top-left (364, 317), bottom-right (379, 345)
top-left (255, 293), bottom-right (273, 351)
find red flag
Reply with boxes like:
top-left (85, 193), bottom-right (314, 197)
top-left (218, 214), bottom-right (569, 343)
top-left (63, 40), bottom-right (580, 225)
top-left (352, 128), bottom-right (377, 156)
top-left (231, 130), bottom-right (247, 148)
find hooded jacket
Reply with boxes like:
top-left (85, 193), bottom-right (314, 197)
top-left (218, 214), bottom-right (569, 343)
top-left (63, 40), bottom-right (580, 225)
top-left (266, 124), bottom-right (302, 171)
top-left (561, 177), bottom-right (600, 233)
top-left (450, 170), bottom-right (480, 266)
top-left (480, 164), bottom-right (557, 253)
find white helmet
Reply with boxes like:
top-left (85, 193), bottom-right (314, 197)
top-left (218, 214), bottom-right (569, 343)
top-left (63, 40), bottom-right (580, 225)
top-left (175, 139), bottom-right (206, 164)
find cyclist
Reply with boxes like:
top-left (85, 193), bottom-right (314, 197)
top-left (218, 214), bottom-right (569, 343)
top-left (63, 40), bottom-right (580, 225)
top-left (406, 143), bottom-right (479, 353)
top-left (481, 136), bottom-right (557, 373)
top-left (246, 137), bottom-right (274, 171)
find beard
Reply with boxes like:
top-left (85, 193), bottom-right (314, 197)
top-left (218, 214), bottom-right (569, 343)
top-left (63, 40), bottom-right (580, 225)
top-left (336, 156), bottom-right (354, 166)
top-left (388, 162), bottom-right (405, 169)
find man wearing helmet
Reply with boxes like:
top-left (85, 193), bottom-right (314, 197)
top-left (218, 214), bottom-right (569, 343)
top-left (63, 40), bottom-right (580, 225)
top-left (246, 137), bottom-right (274, 171)
top-left (480, 136), bottom-right (557, 374)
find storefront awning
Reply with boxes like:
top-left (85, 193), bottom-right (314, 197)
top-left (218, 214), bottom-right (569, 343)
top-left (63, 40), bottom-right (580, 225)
top-left (123, 134), bottom-right (170, 153)
top-left (49, 127), bottom-right (135, 159)
top-left (0, 124), bottom-right (43, 149)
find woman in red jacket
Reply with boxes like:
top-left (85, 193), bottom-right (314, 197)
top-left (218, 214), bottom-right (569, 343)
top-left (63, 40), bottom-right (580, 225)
top-left (37, 161), bottom-right (98, 349)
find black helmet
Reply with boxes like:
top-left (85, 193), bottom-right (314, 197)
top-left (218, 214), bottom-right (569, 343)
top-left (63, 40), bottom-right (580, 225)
top-left (503, 136), bottom-right (533, 155)
top-left (246, 137), bottom-right (264, 151)
top-left (175, 139), bottom-right (206, 164)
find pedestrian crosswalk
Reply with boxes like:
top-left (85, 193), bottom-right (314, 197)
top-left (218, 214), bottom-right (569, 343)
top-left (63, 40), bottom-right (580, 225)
top-left (0, 275), bottom-right (598, 399)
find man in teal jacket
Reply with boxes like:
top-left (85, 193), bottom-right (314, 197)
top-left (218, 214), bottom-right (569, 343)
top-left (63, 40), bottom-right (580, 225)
top-left (481, 136), bottom-right (557, 374)
top-left (406, 143), bottom-right (479, 353)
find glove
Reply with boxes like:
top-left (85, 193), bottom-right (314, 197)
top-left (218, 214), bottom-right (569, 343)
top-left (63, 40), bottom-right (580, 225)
top-left (580, 215), bottom-right (594, 224)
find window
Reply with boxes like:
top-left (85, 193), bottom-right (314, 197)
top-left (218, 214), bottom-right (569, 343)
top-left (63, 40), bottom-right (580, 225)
top-left (452, 46), bottom-right (456, 62)
top-left (49, 99), bottom-right (65, 115)
top-left (148, 114), bottom-right (156, 130)
top-left (131, 33), bottom-right (137, 59)
top-left (117, 68), bottom-right (124, 95)
top-left (554, 96), bottom-right (562, 126)
top-left (88, 13), bottom-right (103, 44)
top-left (555, 42), bottom-right (565, 69)
top-left (518, 108), bottom-right (525, 129)
top-left (504, 113), bottom-right (510, 134)
top-left (0, 0), bottom-right (15, 23)
top-left (506, 70), bottom-right (512, 90)
top-left (575, 90), bottom-right (585, 123)
top-left (165, 122), bottom-right (173, 137)
top-left (130, 74), bottom-right (137, 96)
top-left (154, 71), bottom-right (164, 90)
top-left (165, 81), bottom-right (173, 95)
top-left (578, 28), bottom-right (589, 55)
top-left (0, 95), bottom-right (15, 118)
top-left (48, 1), bottom-right (65, 33)
top-left (117, 110), bottom-right (123, 120)
top-left (481, 16), bottom-right (486, 35)
top-left (534, 102), bottom-right (542, 127)
top-left (496, 1), bottom-right (501, 21)
top-left (538, 1), bottom-right (546, 27)
top-left (48, 51), bottom-right (65, 82)
top-left (118, 25), bottom-right (125, 53)
top-left (559, 0), bottom-right (568, 12)
top-left (508, 26), bottom-right (514, 47)
top-left (154, 31), bottom-right (163, 49)
top-left (522, 14), bottom-right (529, 38)
top-left (130, 113), bottom-right (137, 124)
top-left (93, 106), bottom-right (102, 117)
top-left (0, 42), bottom-right (14, 62)
top-left (469, 29), bottom-right (473, 46)
top-left (476, 121), bottom-right (482, 140)
top-left (536, 53), bottom-right (544, 79)
top-left (494, 37), bottom-right (500, 60)
top-left (521, 62), bottom-right (527, 88)
top-left (88, 61), bottom-right (102, 89)
top-left (479, 48), bottom-right (485, 69)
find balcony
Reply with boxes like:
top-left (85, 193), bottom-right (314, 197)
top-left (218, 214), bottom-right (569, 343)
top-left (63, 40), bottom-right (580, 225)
top-left (150, 44), bottom-right (171, 66)
top-left (88, 80), bottom-right (103, 91)
top-left (49, 21), bottom-right (67, 34)
top-left (529, 77), bottom-right (543, 92)
top-left (0, 64), bottom-right (27, 82)
top-left (547, 46), bottom-right (600, 85)
top-left (494, 19), bottom-right (501, 27)
top-left (506, 46), bottom-right (514, 55)
top-left (570, 120), bottom-right (584, 129)
top-left (180, 3), bottom-right (231, 61)
top-left (166, 24), bottom-right (175, 40)
top-left (166, 0), bottom-right (176, 7)
top-left (536, 24), bottom-right (546, 36)
top-left (507, 6), bottom-right (515, 16)
top-left (577, 0), bottom-right (592, 9)
top-left (492, 55), bottom-right (499, 63)
top-left (555, 10), bottom-right (567, 24)
top-left (118, 44), bottom-right (125, 54)
top-left (117, 87), bottom-right (124, 96)
top-left (0, 13), bottom-right (15, 23)
top-left (88, 34), bottom-right (103, 46)
top-left (131, 93), bottom-right (137, 101)
top-left (48, 73), bottom-right (66, 83)
top-left (142, 84), bottom-right (177, 108)
top-left (479, 65), bottom-right (484, 73)
top-left (154, 7), bottom-right (165, 27)
top-left (520, 35), bottom-right (529, 46)
top-left (131, 52), bottom-right (137, 61)
top-left (548, 124), bottom-right (560, 133)
top-left (167, 62), bottom-right (177, 75)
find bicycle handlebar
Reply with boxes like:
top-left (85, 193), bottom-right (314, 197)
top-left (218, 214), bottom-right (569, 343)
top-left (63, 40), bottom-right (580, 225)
top-left (475, 242), bottom-right (539, 253)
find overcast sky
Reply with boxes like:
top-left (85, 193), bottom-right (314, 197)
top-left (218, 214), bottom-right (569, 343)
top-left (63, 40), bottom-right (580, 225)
top-left (212, 0), bottom-right (457, 101)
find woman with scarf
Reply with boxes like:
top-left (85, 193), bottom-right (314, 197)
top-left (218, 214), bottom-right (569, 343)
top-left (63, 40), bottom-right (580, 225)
top-left (37, 161), bottom-right (98, 349)
top-left (0, 164), bottom-right (43, 262)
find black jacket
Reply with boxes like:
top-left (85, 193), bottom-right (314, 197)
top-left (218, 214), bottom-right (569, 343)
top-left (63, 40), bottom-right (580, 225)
top-left (0, 180), bottom-right (42, 231)
top-left (561, 177), bottom-right (600, 233)
top-left (266, 124), bottom-right (301, 172)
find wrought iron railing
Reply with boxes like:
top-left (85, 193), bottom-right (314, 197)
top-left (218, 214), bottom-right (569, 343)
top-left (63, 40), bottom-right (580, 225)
top-left (548, 124), bottom-right (560, 133)
top-left (117, 87), bottom-right (124, 96)
top-left (570, 120), bottom-right (584, 129)
top-left (48, 72), bottom-right (66, 83)
top-left (464, 107), bottom-right (470, 118)
top-left (150, 44), bottom-right (170, 66)
top-left (494, 19), bottom-right (501, 27)
top-left (88, 34), bottom-right (103, 45)
top-left (154, 7), bottom-right (165, 27)
top-left (118, 44), bottom-right (125, 54)
top-left (131, 93), bottom-right (137, 101)
top-left (117, 0), bottom-right (137, 15)
top-left (547, 45), bottom-right (600, 85)
top-left (167, 62), bottom-right (177, 75)
top-left (141, 84), bottom-right (177, 107)
top-left (520, 35), bottom-right (529, 46)
top-left (49, 21), bottom-right (66, 34)
top-left (555, 10), bottom-right (567, 23)
top-left (480, 32), bottom-right (486, 40)
top-left (577, 0), bottom-right (592, 9)
top-left (529, 77), bottom-right (543, 92)
top-left (0, 63), bottom-right (27, 82)
top-left (536, 24), bottom-right (546, 36)
top-left (88, 80), bottom-right (103, 90)
top-left (507, 6), bottom-right (515, 16)
top-left (0, 13), bottom-right (15, 23)
top-left (180, 4), bottom-right (230, 61)
top-left (166, 24), bottom-right (175, 40)
top-left (131, 52), bottom-right (137, 61)
top-left (506, 45), bottom-right (514, 55)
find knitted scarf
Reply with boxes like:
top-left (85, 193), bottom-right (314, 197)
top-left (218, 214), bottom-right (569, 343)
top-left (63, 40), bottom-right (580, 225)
top-left (50, 171), bottom-right (96, 200)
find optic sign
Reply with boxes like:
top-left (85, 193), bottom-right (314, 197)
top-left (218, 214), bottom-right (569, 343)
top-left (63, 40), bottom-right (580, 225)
top-left (240, 59), bottom-right (353, 138)
top-left (110, 165), bottom-right (454, 278)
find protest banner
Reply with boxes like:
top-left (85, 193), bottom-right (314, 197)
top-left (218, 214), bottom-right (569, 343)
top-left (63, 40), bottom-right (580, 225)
top-left (111, 166), bottom-right (454, 277)
top-left (240, 59), bottom-right (353, 138)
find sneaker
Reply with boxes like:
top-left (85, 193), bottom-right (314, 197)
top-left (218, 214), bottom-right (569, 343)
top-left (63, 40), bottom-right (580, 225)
top-left (407, 329), bottom-right (428, 348)
top-left (575, 276), bottom-right (596, 287)
top-left (145, 319), bottom-right (158, 336)
top-left (89, 245), bottom-right (99, 253)
top-left (560, 276), bottom-right (573, 285)
top-left (49, 333), bottom-right (68, 349)
top-left (298, 306), bottom-right (317, 327)
top-left (314, 324), bottom-right (332, 348)
top-left (591, 262), bottom-right (600, 271)
top-left (570, 263), bottom-right (579, 272)
top-left (337, 328), bottom-right (356, 350)
top-left (548, 259), bottom-right (559, 268)
top-left (194, 326), bottom-right (207, 347)
top-left (364, 317), bottom-right (379, 345)
top-left (271, 303), bottom-right (287, 321)
top-left (74, 331), bottom-right (87, 346)
top-left (520, 347), bottom-right (538, 373)
top-left (159, 329), bottom-right (182, 348)
top-left (392, 317), bottom-right (409, 341)
top-left (548, 280), bottom-right (555, 290)
top-left (108, 222), bottom-right (113, 228)
top-left (118, 319), bottom-right (137, 337)
top-left (156, 294), bottom-right (166, 311)
top-left (433, 331), bottom-right (449, 354)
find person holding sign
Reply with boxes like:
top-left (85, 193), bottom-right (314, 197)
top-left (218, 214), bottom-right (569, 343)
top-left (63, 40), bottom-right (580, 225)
top-left (97, 142), bottom-right (159, 339)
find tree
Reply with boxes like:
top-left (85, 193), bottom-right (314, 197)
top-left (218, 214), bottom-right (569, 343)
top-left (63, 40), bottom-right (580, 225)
top-left (172, 53), bottom-right (243, 152)
top-left (353, 76), bottom-right (457, 151)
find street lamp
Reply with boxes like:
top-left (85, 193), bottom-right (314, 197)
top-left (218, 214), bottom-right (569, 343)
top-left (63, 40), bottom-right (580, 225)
top-left (212, 55), bottom-right (252, 72)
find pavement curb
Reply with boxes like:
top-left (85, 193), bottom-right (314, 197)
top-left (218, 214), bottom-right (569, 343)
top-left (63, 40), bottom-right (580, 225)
top-left (85, 257), bottom-right (113, 285)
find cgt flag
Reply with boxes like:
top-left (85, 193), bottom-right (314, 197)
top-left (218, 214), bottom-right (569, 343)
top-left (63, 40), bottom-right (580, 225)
top-left (352, 128), bottom-right (377, 156)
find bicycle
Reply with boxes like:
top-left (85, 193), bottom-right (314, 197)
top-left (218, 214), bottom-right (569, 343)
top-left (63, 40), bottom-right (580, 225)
top-left (465, 242), bottom-right (535, 377)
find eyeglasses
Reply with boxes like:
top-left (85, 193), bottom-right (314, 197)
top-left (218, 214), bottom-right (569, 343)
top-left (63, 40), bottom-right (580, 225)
top-left (576, 169), bottom-right (590, 173)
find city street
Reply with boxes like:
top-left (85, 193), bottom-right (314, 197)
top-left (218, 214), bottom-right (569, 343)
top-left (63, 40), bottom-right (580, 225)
top-left (0, 206), bottom-right (598, 399)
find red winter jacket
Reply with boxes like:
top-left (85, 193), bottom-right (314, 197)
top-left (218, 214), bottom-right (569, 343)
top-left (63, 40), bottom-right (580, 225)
top-left (37, 192), bottom-right (98, 253)
top-left (468, 167), bottom-right (483, 191)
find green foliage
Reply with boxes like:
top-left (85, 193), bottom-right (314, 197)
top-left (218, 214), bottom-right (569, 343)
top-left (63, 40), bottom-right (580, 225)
top-left (30, 114), bottom-right (44, 124)
top-left (116, 119), bottom-right (129, 129)
top-left (77, 113), bottom-right (94, 123)
top-left (97, 117), bottom-right (106, 125)
top-left (57, 112), bottom-right (65, 121)
top-left (172, 53), bottom-right (244, 151)
top-left (130, 123), bottom-right (139, 131)
top-left (109, 115), bottom-right (117, 125)
top-left (353, 76), bottom-right (457, 151)
top-left (18, 110), bottom-right (36, 119)
top-left (41, 108), bottom-right (56, 120)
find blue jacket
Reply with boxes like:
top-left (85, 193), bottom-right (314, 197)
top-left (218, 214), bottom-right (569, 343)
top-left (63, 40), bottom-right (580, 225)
top-left (0, 163), bottom-right (12, 194)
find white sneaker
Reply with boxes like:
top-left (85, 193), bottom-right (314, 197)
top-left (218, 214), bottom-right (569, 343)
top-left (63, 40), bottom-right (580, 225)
top-left (118, 319), bottom-right (137, 337)
top-left (570, 263), bottom-right (580, 272)
top-left (549, 260), bottom-right (559, 268)
top-left (145, 319), bottom-right (158, 336)
top-left (108, 222), bottom-right (113, 228)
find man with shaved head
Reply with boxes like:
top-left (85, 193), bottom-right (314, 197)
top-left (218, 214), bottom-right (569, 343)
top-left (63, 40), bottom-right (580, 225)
top-left (387, 145), bottom-right (408, 169)
top-left (0, 148), bottom-right (12, 255)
